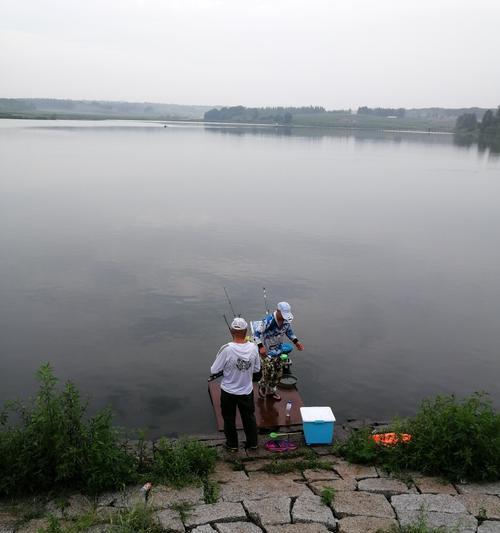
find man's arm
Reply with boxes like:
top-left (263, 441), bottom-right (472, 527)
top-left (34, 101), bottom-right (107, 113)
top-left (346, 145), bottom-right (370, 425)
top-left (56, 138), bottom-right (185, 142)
top-left (210, 344), bottom-right (229, 375)
top-left (253, 345), bottom-right (261, 373)
top-left (256, 315), bottom-right (272, 356)
top-left (286, 324), bottom-right (304, 351)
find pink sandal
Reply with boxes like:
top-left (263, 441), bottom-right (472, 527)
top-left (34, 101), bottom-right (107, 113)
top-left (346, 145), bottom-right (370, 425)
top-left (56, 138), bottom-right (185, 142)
top-left (264, 440), bottom-right (298, 452)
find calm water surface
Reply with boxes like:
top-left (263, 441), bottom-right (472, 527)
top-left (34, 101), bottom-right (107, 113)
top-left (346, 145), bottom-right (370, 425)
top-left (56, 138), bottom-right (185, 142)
top-left (0, 119), bottom-right (499, 436)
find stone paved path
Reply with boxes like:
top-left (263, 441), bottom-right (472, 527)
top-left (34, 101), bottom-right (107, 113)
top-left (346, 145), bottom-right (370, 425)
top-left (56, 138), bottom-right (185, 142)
top-left (2, 446), bottom-right (499, 532)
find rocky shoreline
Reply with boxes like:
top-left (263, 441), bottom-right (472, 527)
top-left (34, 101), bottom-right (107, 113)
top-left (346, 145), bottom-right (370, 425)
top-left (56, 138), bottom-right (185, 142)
top-left (1, 423), bottom-right (499, 533)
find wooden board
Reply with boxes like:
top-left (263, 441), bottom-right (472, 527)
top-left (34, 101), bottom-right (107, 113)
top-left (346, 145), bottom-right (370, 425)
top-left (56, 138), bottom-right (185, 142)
top-left (208, 381), bottom-right (304, 431)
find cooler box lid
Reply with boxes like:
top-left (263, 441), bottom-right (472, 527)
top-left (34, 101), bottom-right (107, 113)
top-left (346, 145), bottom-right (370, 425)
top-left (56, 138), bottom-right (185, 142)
top-left (300, 406), bottom-right (336, 423)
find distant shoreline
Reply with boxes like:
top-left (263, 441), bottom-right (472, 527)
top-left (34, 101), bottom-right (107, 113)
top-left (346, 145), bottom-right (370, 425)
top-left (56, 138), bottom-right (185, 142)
top-left (0, 114), bottom-right (457, 134)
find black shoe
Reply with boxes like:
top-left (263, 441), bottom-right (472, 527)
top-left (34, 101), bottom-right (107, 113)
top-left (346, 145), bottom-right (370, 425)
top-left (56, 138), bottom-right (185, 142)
top-left (224, 444), bottom-right (239, 452)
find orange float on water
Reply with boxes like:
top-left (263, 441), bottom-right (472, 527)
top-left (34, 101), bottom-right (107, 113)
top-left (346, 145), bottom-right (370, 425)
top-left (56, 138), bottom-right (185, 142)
top-left (371, 432), bottom-right (412, 446)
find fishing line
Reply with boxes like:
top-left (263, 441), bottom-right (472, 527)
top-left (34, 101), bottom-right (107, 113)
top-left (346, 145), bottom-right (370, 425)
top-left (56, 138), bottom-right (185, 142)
top-left (223, 286), bottom-right (238, 317)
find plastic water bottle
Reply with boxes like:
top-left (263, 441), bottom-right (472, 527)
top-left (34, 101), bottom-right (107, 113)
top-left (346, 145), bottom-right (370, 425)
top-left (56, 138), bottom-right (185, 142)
top-left (285, 400), bottom-right (292, 418)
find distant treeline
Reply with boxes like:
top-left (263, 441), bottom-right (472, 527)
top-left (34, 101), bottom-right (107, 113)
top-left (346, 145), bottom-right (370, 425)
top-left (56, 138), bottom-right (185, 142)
top-left (0, 98), bottom-right (211, 120)
top-left (204, 105), bottom-right (325, 124)
top-left (455, 107), bottom-right (500, 137)
top-left (357, 106), bottom-right (405, 118)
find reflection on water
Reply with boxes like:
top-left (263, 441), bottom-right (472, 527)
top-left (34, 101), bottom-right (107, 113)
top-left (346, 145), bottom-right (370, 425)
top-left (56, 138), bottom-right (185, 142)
top-left (453, 132), bottom-right (500, 156)
top-left (0, 119), bottom-right (499, 437)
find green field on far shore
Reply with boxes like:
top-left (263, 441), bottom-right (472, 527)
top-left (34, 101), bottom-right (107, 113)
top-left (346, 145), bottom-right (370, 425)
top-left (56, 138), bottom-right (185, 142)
top-left (290, 111), bottom-right (456, 132)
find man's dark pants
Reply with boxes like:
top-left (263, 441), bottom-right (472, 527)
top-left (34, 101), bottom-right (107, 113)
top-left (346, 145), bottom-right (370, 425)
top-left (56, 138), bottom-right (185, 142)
top-left (220, 389), bottom-right (257, 449)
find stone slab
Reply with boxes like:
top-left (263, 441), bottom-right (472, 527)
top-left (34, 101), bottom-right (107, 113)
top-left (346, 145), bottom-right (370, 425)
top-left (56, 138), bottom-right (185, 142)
top-left (303, 469), bottom-right (340, 482)
top-left (215, 522), bottom-right (263, 533)
top-left (192, 526), bottom-right (217, 533)
top-left (457, 494), bottom-right (500, 520)
top-left (456, 482), bottom-right (500, 496)
top-left (184, 502), bottom-right (246, 528)
top-left (309, 479), bottom-right (358, 496)
top-left (478, 521), bottom-right (500, 533)
top-left (333, 490), bottom-right (395, 518)
top-left (247, 471), bottom-right (304, 482)
top-left (338, 515), bottom-right (399, 533)
top-left (149, 485), bottom-right (204, 508)
top-left (414, 476), bottom-right (458, 495)
top-left (243, 497), bottom-right (291, 525)
top-left (266, 524), bottom-right (331, 533)
top-left (244, 459), bottom-right (270, 472)
top-left (392, 493), bottom-right (467, 514)
top-left (212, 468), bottom-right (249, 484)
top-left (46, 494), bottom-right (94, 518)
top-left (357, 477), bottom-right (409, 497)
top-left (0, 512), bottom-right (16, 533)
top-left (309, 446), bottom-right (333, 456)
top-left (292, 495), bottom-right (337, 529)
top-left (333, 460), bottom-right (378, 480)
top-left (397, 510), bottom-right (477, 533)
top-left (15, 519), bottom-right (50, 533)
top-left (221, 473), bottom-right (311, 502)
top-left (155, 508), bottom-right (185, 532)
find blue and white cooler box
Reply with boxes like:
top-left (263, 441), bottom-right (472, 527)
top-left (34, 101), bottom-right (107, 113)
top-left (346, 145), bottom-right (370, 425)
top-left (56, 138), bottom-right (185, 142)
top-left (300, 406), bottom-right (336, 445)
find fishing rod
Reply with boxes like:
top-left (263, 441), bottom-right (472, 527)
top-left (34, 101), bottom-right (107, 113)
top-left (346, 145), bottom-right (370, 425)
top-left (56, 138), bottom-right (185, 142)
top-left (262, 286), bottom-right (270, 315)
top-left (208, 313), bottom-right (231, 382)
top-left (223, 286), bottom-right (238, 317)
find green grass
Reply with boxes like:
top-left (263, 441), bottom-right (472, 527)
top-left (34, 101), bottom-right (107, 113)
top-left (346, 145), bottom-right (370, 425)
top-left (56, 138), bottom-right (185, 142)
top-left (203, 479), bottom-right (220, 504)
top-left (263, 448), bottom-right (332, 474)
top-left (320, 487), bottom-right (336, 506)
top-left (110, 504), bottom-right (164, 533)
top-left (377, 514), bottom-right (450, 532)
top-left (334, 393), bottom-right (500, 482)
top-left (151, 437), bottom-right (218, 488)
top-left (290, 112), bottom-right (455, 132)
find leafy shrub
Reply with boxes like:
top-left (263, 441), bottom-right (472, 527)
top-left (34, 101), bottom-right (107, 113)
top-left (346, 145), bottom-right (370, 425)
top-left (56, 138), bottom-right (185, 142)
top-left (0, 363), bottom-right (136, 496)
top-left (152, 437), bottom-right (218, 487)
top-left (404, 393), bottom-right (500, 481)
top-left (335, 393), bottom-right (500, 482)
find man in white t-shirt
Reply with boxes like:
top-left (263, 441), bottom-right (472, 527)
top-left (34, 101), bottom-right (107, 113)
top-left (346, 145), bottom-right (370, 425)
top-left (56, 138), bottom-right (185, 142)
top-left (210, 317), bottom-right (261, 451)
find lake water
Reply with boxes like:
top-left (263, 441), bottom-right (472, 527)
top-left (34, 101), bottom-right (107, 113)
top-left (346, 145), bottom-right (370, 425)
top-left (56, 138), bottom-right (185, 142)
top-left (1, 119), bottom-right (499, 437)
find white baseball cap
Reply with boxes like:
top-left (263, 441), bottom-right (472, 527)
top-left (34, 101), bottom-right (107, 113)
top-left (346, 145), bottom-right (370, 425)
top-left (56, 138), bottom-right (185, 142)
top-left (231, 317), bottom-right (248, 330)
top-left (277, 301), bottom-right (294, 321)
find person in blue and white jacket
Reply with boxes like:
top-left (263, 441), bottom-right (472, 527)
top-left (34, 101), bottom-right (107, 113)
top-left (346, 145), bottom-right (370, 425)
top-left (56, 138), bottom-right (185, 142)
top-left (255, 301), bottom-right (304, 401)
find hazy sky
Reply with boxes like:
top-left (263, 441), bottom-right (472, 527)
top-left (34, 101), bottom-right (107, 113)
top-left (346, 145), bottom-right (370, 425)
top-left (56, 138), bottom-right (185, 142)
top-left (1, 0), bottom-right (499, 109)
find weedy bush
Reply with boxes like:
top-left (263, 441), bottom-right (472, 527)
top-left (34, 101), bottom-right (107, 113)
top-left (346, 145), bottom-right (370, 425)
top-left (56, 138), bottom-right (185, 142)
top-left (111, 504), bottom-right (164, 533)
top-left (404, 393), bottom-right (500, 481)
top-left (335, 393), bottom-right (500, 482)
top-left (0, 364), bottom-right (136, 496)
top-left (152, 437), bottom-right (218, 487)
top-left (320, 487), bottom-right (336, 506)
